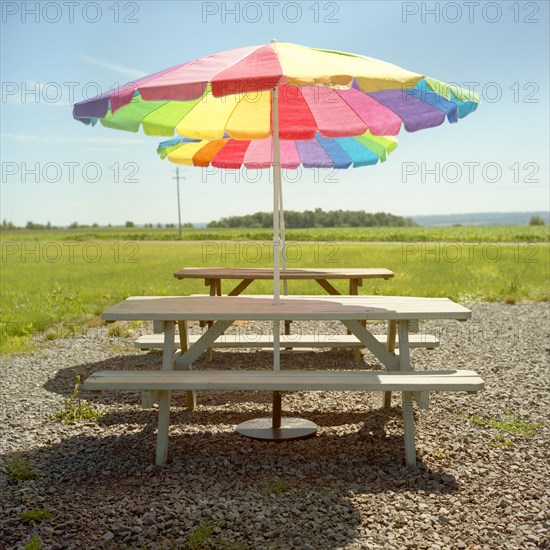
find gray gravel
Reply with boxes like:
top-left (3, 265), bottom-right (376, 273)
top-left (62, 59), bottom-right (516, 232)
top-left (0, 302), bottom-right (549, 549)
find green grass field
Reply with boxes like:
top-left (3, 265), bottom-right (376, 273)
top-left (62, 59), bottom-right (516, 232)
top-left (2, 224), bottom-right (549, 243)
top-left (2, 228), bottom-right (549, 355)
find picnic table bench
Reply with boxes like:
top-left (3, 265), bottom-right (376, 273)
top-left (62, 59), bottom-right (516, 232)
top-left (84, 295), bottom-right (482, 467)
top-left (84, 369), bottom-right (484, 468)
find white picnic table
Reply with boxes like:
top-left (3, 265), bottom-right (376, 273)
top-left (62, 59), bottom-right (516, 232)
top-left (94, 294), bottom-right (477, 466)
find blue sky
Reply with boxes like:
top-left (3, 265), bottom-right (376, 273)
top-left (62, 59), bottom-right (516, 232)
top-left (1, 0), bottom-right (549, 226)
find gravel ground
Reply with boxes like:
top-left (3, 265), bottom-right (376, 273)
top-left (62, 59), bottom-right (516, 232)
top-left (0, 302), bottom-right (548, 549)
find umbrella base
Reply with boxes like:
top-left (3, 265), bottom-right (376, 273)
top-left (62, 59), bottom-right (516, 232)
top-left (236, 417), bottom-right (318, 441)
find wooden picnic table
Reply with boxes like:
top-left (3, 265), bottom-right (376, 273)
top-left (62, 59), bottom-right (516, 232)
top-left (99, 294), bottom-right (474, 465)
top-left (173, 267), bottom-right (394, 296)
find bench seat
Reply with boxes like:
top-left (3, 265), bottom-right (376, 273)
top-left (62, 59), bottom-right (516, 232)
top-left (134, 333), bottom-right (440, 351)
top-left (83, 369), bottom-right (483, 468)
top-left (84, 369), bottom-right (480, 392)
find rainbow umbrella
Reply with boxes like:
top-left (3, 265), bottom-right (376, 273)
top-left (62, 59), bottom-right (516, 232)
top-left (74, 41), bottom-right (479, 439)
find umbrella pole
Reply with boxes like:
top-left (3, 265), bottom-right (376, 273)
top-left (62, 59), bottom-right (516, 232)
top-left (272, 83), bottom-right (281, 308)
top-left (280, 185), bottom-right (288, 296)
top-left (272, 82), bottom-right (282, 375)
top-left (272, 83), bottom-right (282, 429)
top-left (235, 80), bottom-right (317, 442)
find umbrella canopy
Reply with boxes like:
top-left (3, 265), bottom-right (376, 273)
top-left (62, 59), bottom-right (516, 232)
top-left (156, 131), bottom-right (398, 169)
top-left (73, 42), bottom-right (479, 140)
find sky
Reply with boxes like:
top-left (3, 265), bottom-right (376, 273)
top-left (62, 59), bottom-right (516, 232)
top-left (1, 0), bottom-right (549, 226)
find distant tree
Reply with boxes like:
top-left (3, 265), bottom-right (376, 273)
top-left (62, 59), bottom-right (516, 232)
top-left (26, 221), bottom-right (48, 230)
top-left (183, 222), bottom-right (194, 228)
top-left (92, 223), bottom-right (99, 228)
top-left (529, 215), bottom-right (545, 226)
top-left (156, 223), bottom-right (162, 228)
top-left (125, 221), bottom-right (135, 228)
top-left (2, 219), bottom-right (15, 229)
top-left (69, 221), bottom-right (79, 229)
top-left (206, 210), bottom-right (417, 229)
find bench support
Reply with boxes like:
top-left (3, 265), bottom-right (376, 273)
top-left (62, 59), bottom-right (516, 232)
top-left (156, 390), bottom-right (171, 466)
top-left (402, 391), bottom-right (417, 467)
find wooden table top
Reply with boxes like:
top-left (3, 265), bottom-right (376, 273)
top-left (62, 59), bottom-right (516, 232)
top-left (174, 267), bottom-right (394, 280)
top-left (102, 295), bottom-right (471, 322)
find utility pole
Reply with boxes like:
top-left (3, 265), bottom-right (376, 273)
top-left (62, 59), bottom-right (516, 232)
top-left (173, 168), bottom-right (184, 239)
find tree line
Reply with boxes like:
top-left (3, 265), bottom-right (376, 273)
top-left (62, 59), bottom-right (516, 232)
top-left (207, 209), bottom-right (417, 228)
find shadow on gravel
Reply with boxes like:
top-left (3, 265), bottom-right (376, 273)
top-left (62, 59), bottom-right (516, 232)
top-left (32, 348), bottom-right (459, 547)
top-left (2, 409), bottom-right (458, 548)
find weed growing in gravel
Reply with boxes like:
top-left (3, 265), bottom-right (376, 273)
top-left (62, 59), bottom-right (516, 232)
top-left (432, 449), bottom-right (455, 460)
top-left (461, 412), bottom-right (543, 441)
top-left (107, 320), bottom-right (143, 338)
top-left (186, 521), bottom-right (214, 549)
top-left (19, 508), bottom-right (53, 524)
top-left (262, 476), bottom-right (293, 495)
top-left (107, 321), bottom-right (132, 338)
top-left (51, 376), bottom-right (103, 425)
top-left (5, 453), bottom-right (39, 481)
top-left (24, 535), bottom-right (42, 550)
top-left (487, 433), bottom-right (514, 448)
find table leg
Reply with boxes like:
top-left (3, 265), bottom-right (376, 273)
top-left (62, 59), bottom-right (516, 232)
top-left (228, 278), bottom-right (254, 296)
top-left (349, 279), bottom-right (366, 362)
top-left (142, 321), bottom-right (175, 409)
top-left (175, 320), bottom-right (234, 370)
top-left (341, 320), bottom-right (400, 370)
top-left (314, 278), bottom-right (341, 295)
top-left (383, 320), bottom-right (398, 409)
top-left (178, 321), bottom-right (196, 410)
top-left (397, 321), bottom-right (412, 371)
top-left (156, 389), bottom-right (171, 466)
top-left (397, 320), bottom-right (416, 465)
top-left (205, 280), bottom-right (217, 362)
top-left (402, 391), bottom-right (417, 467)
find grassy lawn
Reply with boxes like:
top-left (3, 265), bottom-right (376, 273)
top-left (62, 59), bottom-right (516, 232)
top-left (2, 224), bottom-right (549, 243)
top-left (1, 230), bottom-right (549, 354)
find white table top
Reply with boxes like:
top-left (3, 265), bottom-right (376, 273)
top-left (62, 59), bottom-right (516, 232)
top-left (102, 295), bottom-right (471, 322)
top-left (174, 267), bottom-right (394, 280)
